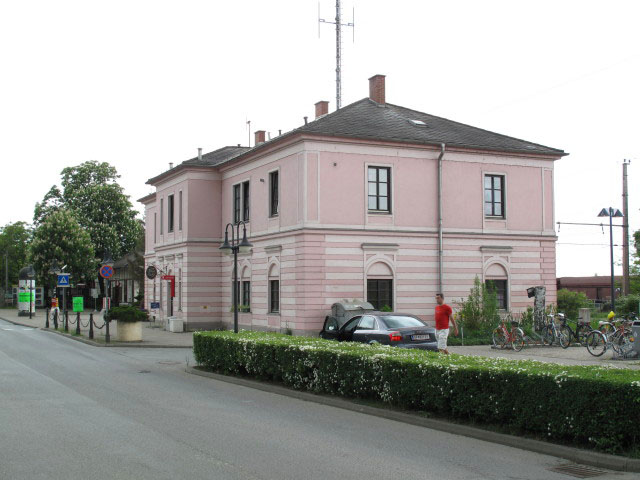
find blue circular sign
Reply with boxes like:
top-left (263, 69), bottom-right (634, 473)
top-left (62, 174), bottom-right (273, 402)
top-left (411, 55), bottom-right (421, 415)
top-left (100, 265), bottom-right (114, 278)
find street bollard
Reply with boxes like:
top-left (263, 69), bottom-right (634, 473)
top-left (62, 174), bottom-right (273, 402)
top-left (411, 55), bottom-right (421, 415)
top-left (53, 310), bottom-right (58, 330)
top-left (45, 308), bottom-right (50, 329)
top-left (75, 312), bottom-right (81, 335)
top-left (105, 318), bottom-right (110, 344)
top-left (64, 311), bottom-right (68, 332)
top-left (89, 312), bottom-right (94, 340)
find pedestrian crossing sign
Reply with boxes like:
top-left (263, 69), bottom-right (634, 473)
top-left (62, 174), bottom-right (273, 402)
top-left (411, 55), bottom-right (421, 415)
top-left (57, 274), bottom-right (70, 287)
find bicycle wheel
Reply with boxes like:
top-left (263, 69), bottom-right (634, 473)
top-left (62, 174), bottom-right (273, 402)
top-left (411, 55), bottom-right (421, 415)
top-left (599, 322), bottom-right (616, 336)
top-left (586, 330), bottom-right (606, 357)
top-left (541, 326), bottom-right (554, 346)
top-left (558, 325), bottom-right (572, 349)
top-left (492, 328), bottom-right (507, 349)
top-left (613, 330), bottom-right (634, 356)
top-left (511, 329), bottom-right (525, 352)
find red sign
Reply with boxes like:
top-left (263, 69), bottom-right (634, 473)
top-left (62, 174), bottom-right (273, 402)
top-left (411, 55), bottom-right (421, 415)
top-left (100, 265), bottom-right (114, 278)
top-left (51, 297), bottom-right (58, 308)
top-left (162, 275), bottom-right (176, 298)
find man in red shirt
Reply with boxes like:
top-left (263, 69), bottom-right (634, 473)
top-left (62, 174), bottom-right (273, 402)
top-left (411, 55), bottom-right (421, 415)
top-left (434, 293), bottom-right (458, 354)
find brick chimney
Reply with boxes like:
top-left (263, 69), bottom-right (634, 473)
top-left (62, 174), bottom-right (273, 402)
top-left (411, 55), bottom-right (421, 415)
top-left (368, 74), bottom-right (386, 105)
top-left (315, 100), bottom-right (329, 118)
top-left (254, 130), bottom-right (266, 145)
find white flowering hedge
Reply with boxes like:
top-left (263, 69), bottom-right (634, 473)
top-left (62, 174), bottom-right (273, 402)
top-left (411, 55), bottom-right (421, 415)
top-left (193, 331), bottom-right (640, 454)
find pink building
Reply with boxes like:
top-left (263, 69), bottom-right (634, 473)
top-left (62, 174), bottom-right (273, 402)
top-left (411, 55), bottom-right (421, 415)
top-left (139, 75), bottom-right (566, 334)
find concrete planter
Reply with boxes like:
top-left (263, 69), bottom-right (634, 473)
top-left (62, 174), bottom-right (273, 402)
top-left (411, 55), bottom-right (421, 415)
top-left (116, 320), bottom-right (142, 342)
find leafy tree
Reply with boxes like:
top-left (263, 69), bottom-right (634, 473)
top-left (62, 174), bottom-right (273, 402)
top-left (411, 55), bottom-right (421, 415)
top-left (29, 209), bottom-right (95, 283)
top-left (556, 288), bottom-right (590, 320)
top-left (33, 161), bottom-right (142, 261)
top-left (455, 276), bottom-right (500, 333)
top-left (0, 222), bottom-right (33, 289)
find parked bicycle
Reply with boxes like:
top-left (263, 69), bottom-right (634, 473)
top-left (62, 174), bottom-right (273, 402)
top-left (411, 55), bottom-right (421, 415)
top-left (540, 313), bottom-right (569, 347)
top-left (557, 315), bottom-right (595, 348)
top-left (492, 318), bottom-right (525, 351)
top-left (586, 312), bottom-right (637, 357)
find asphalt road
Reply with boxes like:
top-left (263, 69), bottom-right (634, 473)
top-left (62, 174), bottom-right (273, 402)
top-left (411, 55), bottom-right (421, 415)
top-left (0, 318), bottom-right (633, 480)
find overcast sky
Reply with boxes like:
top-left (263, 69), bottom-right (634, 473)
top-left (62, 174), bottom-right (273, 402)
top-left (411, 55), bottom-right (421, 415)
top-left (1, 0), bottom-right (638, 278)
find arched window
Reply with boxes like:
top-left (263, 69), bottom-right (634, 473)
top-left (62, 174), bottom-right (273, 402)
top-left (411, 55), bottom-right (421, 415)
top-left (366, 261), bottom-right (394, 311)
top-left (485, 262), bottom-right (508, 310)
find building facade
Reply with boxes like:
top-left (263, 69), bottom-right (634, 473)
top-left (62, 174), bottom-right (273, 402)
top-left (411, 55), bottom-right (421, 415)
top-left (140, 75), bottom-right (566, 334)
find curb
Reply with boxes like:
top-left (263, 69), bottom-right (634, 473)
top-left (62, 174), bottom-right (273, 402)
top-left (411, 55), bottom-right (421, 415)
top-left (186, 366), bottom-right (640, 473)
top-left (0, 315), bottom-right (192, 349)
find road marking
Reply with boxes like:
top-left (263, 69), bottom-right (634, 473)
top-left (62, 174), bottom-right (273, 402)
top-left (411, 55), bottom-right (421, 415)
top-left (1, 327), bottom-right (36, 331)
top-left (1, 328), bottom-right (15, 331)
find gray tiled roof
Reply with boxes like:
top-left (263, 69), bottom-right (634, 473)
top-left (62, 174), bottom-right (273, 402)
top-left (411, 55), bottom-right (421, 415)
top-left (147, 98), bottom-right (565, 186)
top-left (294, 98), bottom-right (566, 156)
top-left (146, 145), bottom-right (250, 184)
top-left (216, 98), bottom-right (565, 168)
top-left (182, 145), bottom-right (251, 166)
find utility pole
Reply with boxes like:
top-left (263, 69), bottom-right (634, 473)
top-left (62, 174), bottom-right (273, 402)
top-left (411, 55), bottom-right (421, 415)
top-left (622, 159), bottom-right (631, 296)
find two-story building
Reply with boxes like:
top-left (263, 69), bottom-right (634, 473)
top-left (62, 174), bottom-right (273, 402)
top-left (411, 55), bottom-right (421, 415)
top-left (140, 74), bottom-right (566, 334)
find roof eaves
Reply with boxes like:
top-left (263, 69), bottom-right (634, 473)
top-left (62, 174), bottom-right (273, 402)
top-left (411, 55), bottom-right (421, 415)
top-left (137, 192), bottom-right (156, 204)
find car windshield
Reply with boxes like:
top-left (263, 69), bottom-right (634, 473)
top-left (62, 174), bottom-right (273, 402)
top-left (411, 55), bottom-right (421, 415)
top-left (381, 316), bottom-right (425, 328)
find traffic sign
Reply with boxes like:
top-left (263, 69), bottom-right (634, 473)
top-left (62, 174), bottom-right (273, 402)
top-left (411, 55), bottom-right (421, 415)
top-left (57, 274), bottom-right (71, 287)
top-left (100, 265), bottom-right (114, 278)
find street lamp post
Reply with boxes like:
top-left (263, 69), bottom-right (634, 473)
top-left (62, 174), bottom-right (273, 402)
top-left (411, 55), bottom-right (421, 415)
top-left (101, 251), bottom-right (115, 343)
top-left (219, 222), bottom-right (253, 333)
top-left (598, 207), bottom-right (624, 312)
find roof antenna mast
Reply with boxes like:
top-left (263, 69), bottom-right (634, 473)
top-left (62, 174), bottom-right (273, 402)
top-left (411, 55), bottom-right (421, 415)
top-left (319, 1), bottom-right (354, 110)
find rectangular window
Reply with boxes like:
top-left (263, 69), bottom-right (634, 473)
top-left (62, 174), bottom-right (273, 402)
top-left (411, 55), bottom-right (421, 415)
top-left (486, 280), bottom-right (508, 310)
top-left (269, 171), bottom-right (279, 217)
top-left (233, 184), bottom-right (241, 223)
top-left (178, 191), bottom-right (183, 231)
top-left (242, 281), bottom-right (251, 311)
top-left (367, 166), bottom-right (391, 212)
top-left (269, 279), bottom-right (280, 313)
top-left (484, 174), bottom-right (505, 218)
top-left (167, 194), bottom-right (174, 233)
top-left (160, 199), bottom-right (164, 234)
top-left (242, 181), bottom-right (250, 221)
top-left (367, 279), bottom-right (393, 310)
top-left (154, 213), bottom-right (157, 243)
top-left (178, 269), bottom-right (182, 311)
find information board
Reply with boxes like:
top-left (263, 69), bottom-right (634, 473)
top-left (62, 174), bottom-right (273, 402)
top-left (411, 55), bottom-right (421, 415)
top-left (72, 297), bottom-right (84, 312)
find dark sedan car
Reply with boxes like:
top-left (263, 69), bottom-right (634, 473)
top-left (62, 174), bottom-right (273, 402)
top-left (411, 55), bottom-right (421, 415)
top-left (320, 313), bottom-right (438, 350)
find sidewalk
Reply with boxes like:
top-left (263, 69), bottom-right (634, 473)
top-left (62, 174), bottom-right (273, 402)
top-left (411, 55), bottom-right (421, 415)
top-left (0, 308), bottom-right (193, 348)
top-left (449, 343), bottom-right (640, 370)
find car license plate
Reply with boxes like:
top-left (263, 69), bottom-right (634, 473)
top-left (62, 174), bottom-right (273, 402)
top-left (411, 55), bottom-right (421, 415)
top-left (411, 334), bottom-right (430, 341)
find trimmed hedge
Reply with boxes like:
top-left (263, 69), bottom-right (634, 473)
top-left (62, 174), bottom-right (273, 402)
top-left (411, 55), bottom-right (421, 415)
top-left (105, 305), bottom-right (148, 323)
top-left (194, 331), bottom-right (640, 455)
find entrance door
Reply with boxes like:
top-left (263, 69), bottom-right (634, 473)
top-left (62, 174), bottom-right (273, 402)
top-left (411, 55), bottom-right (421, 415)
top-left (167, 282), bottom-right (173, 316)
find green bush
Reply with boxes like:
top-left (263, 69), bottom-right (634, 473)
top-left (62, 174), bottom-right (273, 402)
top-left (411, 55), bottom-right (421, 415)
top-left (455, 276), bottom-right (500, 334)
top-left (194, 331), bottom-right (640, 455)
top-left (105, 305), bottom-right (148, 323)
top-left (557, 289), bottom-right (590, 320)
top-left (616, 294), bottom-right (640, 316)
